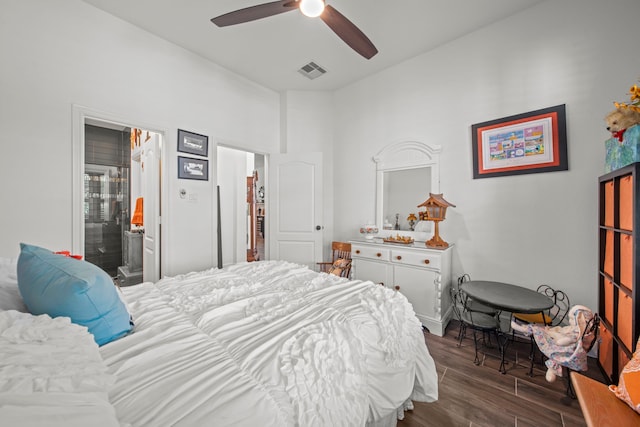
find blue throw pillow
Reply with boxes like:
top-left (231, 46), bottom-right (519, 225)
top-left (17, 243), bottom-right (132, 345)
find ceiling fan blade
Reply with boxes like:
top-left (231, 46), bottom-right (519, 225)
top-left (211, 1), bottom-right (298, 27)
top-left (320, 5), bottom-right (378, 59)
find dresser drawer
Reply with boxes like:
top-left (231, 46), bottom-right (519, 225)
top-left (352, 244), bottom-right (390, 261)
top-left (350, 239), bottom-right (452, 337)
top-left (390, 249), bottom-right (440, 270)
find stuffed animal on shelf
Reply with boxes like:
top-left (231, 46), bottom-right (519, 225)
top-left (604, 82), bottom-right (640, 172)
top-left (605, 108), bottom-right (640, 142)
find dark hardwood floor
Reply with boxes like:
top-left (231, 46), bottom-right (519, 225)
top-left (398, 321), bottom-right (607, 427)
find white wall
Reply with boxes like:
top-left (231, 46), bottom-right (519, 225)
top-left (0, 0), bottom-right (280, 276)
top-left (3, 0), bottom-right (640, 312)
top-left (331, 0), bottom-right (640, 311)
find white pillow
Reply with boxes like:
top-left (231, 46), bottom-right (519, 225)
top-left (0, 257), bottom-right (27, 312)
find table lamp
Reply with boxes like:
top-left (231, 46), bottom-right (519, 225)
top-left (418, 193), bottom-right (455, 248)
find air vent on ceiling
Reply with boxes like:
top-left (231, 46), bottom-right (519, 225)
top-left (298, 61), bottom-right (327, 80)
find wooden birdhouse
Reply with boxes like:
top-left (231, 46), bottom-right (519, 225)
top-left (417, 193), bottom-right (455, 248)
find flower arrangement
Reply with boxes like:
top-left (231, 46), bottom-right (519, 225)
top-left (614, 81), bottom-right (640, 113)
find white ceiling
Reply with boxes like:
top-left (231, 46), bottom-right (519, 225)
top-left (82, 0), bottom-right (545, 92)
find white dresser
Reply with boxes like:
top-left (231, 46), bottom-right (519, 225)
top-left (350, 239), bottom-right (452, 336)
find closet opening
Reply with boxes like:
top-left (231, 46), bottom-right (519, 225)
top-left (217, 146), bottom-right (266, 265)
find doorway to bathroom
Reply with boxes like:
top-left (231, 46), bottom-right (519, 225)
top-left (74, 111), bottom-right (163, 285)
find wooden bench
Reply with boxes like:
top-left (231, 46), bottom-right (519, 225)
top-left (570, 372), bottom-right (640, 426)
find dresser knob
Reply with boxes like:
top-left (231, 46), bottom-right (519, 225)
top-left (396, 255), bottom-right (402, 260)
top-left (379, 282), bottom-right (385, 286)
top-left (423, 259), bottom-right (430, 264)
top-left (376, 252), bottom-right (382, 257)
top-left (394, 285), bottom-right (400, 291)
top-left (355, 250), bottom-right (361, 254)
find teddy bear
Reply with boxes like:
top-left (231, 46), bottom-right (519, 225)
top-left (605, 107), bottom-right (640, 142)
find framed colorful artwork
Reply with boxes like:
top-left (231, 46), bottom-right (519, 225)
top-left (471, 104), bottom-right (567, 179)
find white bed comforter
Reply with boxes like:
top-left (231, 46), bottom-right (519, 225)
top-left (101, 260), bottom-right (438, 427)
top-left (0, 310), bottom-right (120, 427)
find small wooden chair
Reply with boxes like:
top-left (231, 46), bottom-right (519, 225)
top-left (317, 241), bottom-right (352, 278)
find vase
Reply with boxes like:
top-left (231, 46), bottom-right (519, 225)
top-left (359, 224), bottom-right (378, 240)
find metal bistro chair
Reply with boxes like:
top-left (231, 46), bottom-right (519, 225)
top-left (511, 284), bottom-right (571, 376)
top-left (450, 286), bottom-right (502, 367)
top-left (566, 313), bottom-right (600, 397)
top-left (513, 285), bottom-right (571, 326)
top-left (316, 241), bottom-right (352, 278)
top-left (519, 307), bottom-right (600, 397)
top-left (452, 274), bottom-right (499, 344)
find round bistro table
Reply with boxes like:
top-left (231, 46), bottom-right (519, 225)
top-left (459, 280), bottom-right (555, 374)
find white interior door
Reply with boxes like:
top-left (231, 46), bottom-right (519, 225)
top-left (141, 134), bottom-right (161, 282)
top-left (269, 152), bottom-right (323, 269)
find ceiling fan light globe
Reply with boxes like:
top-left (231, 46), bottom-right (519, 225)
top-left (300, 0), bottom-right (325, 18)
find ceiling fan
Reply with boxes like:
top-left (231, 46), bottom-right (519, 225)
top-left (211, 0), bottom-right (378, 59)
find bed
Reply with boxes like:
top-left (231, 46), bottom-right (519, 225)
top-left (0, 246), bottom-right (438, 427)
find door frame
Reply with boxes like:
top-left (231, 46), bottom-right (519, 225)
top-left (71, 104), bottom-right (166, 279)
top-left (216, 143), bottom-right (269, 265)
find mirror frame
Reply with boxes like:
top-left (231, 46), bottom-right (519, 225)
top-left (373, 141), bottom-right (442, 230)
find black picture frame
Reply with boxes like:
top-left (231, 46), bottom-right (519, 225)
top-left (177, 129), bottom-right (208, 157)
top-left (471, 104), bottom-right (568, 179)
top-left (178, 156), bottom-right (209, 181)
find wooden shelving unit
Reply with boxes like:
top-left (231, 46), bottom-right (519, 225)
top-left (598, 162), bottom-right (640, 383)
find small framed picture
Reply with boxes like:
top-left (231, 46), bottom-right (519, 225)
top-left (178, 156), bottom-right (209, 181)
top-left (177, 129), bottom-right (208, 157)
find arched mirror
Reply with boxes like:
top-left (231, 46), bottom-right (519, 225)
top-left (373, 141), bottom-right (441, 237)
